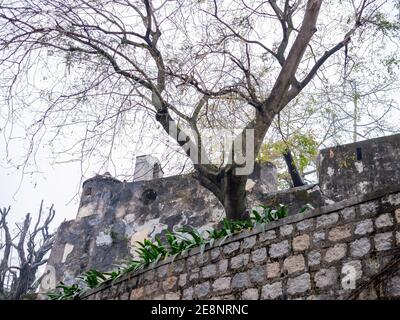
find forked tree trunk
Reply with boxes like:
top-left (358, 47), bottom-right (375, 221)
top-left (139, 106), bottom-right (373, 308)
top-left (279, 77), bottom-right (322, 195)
top-left (222, 170), bottom-right (248, 221)
top-left (196, 167), bottom-right (249, 221)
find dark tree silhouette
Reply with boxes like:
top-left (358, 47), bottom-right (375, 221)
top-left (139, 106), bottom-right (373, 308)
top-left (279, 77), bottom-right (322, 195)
top-left (0, 201), bottom-right (56, 300)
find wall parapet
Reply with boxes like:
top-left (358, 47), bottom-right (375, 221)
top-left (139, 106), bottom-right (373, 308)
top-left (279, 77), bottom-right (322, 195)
top-left (45, 162), bottom-right (282, 287)
top-left (81, 184), bottom-right (400, 300)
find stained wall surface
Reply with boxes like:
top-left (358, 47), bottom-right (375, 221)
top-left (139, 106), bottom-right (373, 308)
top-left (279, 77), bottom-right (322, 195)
top-left (81, 186), bottom-right (400, 300)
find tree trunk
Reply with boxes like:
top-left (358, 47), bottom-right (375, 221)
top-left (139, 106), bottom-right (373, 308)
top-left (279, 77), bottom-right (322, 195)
top-left (222, 170), bottom-right (248, 220)
top-left (195, 167), bottom-right (249, 221)
top-left (283, 149), bottom-right (305, 187)
top-left (10, 265), bottom-right (35, 300)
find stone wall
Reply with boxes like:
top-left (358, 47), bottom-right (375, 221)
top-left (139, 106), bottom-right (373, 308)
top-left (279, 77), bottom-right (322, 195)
top-left (80, 185), bottom-right (400, 300)
top-left (44, 162), bottom-right (300, 287)
top-left (42, 133), bottom-right (400, 295)
top-left (318, 133), bottom-right (400, 201)
top-left (254, 184), bottom-right (329, 216)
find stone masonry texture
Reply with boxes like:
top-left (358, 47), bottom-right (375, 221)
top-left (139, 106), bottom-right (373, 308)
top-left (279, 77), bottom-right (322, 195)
top-left (43, 133), bottom-right (400, 295)
top-left (318, 133), bottom-right (400, 201)
top-left (80, 187), bottom-right (400, 300)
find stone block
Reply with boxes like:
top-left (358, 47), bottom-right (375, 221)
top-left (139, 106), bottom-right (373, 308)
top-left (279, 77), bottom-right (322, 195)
top-left (178, 273), bottom-right (187, 287)
top-left (212, 277), bottom-right (231, 292)
top-left (280, 224), bottom-right (294, 237)
top-left (119, 292), bottom-right (130, 300)
top-left (223, 241), bottom-right (241, 256)
top-left (324, 244), bottom-right (347, 263)
top-left (359, 201), bottom-right (378, 216)
top-left (259, 230), bottom-right (276, 242)
top-left (162, 276), bottom-right (177, 291)
top-left (218, 259), bottom-right (228, 274)
top-left (251, 248), bottom-right (267, 263)
top-left (287, 273), bottom-right (310, 295)
top-left (315, 268), bottom-right (338, 289)
top-left (130, 287), bottom-right (144, 300)
top-left (395, 208), bottom-right (400, 224)
top-left (296, 219), bottom-right (314, 232)
top-left (261, 282), bottom-right (282, 299)
top-left (386, 276), bottom-right (400, 297)
top-left (197, 252), bottom-right (210, 266)
top-left (165, 292), bottom-right (180, 300)
top-left (340, 207), bottom-right (356, 221)
top-left (293, 234), bottom-right (310, 251)
top-left (182, 287), bottom-right (193, 300)
top-left (210, 248), bottom-right (221, 261)
top-left (266, 262), bottom-right (281, 279)
top-left (307, 251), bottom-right (321, 267)
top-left (374, 232), bottom-right (393, 251)
top-left (283, 255), bottom-right (305, 274)
top-left (328, 224), bottom-right (352, 242)
top-left (350, 237), bottom-right (371, 257)
top-left (354, 219), bottom-right (373, 235)
top-left (375, 213), bottom-right (394, 228)
top-left (201, 264), bottom-right (217, 279)
top-left (242, 288), bottom-right (259, 300)
top-left (194, 282), bottom-right (210, 298)
top-left (313, 231), bottom-right (326, 245)
top-left (172, 260), bottom-right (185, 274)
top-left (316, 213), bottom-right (339, 228)
top-left (242, 236), bottom-right (257, 250)
top-left (231, 254), bottom-right (249, 270)
top-left (341, 260), bottom-right (362, 281)
top-left (248, 265), bottom-right (266, 284)
top-left (232, 272), bottom-right (251, 289)
top-left (189, 272), bottom-right (199, 281)
top-left (269, 240), bottom-right (290, 258)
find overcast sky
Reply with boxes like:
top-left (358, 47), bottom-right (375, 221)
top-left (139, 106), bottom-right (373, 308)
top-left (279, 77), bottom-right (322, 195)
top-left (0, 147), bottom-right (82, 230)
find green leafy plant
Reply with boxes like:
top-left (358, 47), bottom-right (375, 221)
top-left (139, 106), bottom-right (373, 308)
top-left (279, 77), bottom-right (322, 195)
top-left (77, 269), bottom-right (108, 289)
top-left (299, 203), bottom-right (314, 213)
top-left (119, 258), bottom-right (145, 274)
top-left (48, 203), bottom-right (290, 300)
top-left (47, 283), bottom-right (81, 300)
top-left (135, 238), bottom-right (167, 265)
top-left (252, 204), bottom-right (289, 224)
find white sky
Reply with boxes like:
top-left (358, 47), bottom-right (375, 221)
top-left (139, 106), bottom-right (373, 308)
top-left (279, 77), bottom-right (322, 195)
top-left (0, 146), bottom-right (83, 230)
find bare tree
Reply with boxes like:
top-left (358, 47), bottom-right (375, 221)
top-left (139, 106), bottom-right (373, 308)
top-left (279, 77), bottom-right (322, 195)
top-left (0, 201), bottom-right (56, 300)
top-left (260, 9), bottom-right (400, 188)
top-left (0, 0), bottom-right (397, 219)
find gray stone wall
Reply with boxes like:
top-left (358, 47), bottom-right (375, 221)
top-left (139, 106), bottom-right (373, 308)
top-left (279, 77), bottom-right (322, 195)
top-left (253, 184), bottom-right (329, 216)
top-left (42, 133), bottom-right (400, 295)
top-left (80, 185), bottom-right (400, 300)
top-left (133, 155), bottom-right (163, 181)
top-left (43, 163), bottom-right (282, 288)
top-left (317, 133), bottom-right (400, 201)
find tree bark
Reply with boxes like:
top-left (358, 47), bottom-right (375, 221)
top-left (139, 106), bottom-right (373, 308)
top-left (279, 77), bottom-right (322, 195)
top-left (283, 149), bottom-right (305, 187)
top-left (0, 203), bottom-right (55, 299)
top-left (195, 167), bottom-right (248, 221)
top-left (0, 207), bottom-right (12, 296)
top-left (221, 170), bottom-right (248, 220)
top-left (9, 265), bottom-right (35, 300)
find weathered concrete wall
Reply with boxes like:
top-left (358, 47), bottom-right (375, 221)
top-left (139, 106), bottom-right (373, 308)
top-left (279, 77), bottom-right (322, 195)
top-left (133, 155), bottom-right (163, 181)
top-left (42, 133), bottom-right (400, 295)
top-left (317, 133), bottom-right (400, 201)
top-left (253, 184), bottom-right (330, 216)
top-left (81, 185), bottom-right (400, 300)
top-left (44, 163), bottom-right (281, 288)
